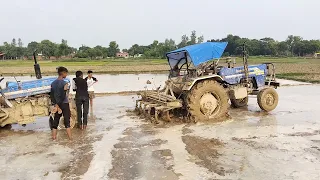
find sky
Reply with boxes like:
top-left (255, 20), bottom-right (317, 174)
top-left (1, 0), bottom-right (319, 49)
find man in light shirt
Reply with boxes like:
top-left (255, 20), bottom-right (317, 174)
top-left (85, 70), bottom-right (98, 108)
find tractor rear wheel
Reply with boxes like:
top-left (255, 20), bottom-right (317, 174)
top-left (187, 80), bottom-right (229, 122)
top-left (257, 88), bottom-right (279, 112)
top-left (231, 97), bottom-right (249, 108)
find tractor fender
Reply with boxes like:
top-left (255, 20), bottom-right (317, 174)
top-left (182, 75), bottom-right (224, 91)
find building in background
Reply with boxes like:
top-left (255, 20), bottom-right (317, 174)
top-left (116, 52), bottom-right (129, 58)
top-left (0, 52), bottom-right (5, 60)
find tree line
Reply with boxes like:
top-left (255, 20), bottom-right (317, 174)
top-left (209, 35), bottom-right (320, 57)
top-left (0, 31), bottom-right (319, 60)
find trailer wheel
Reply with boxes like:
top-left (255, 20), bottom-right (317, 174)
top-left (231, 97), bottom-right (248, 108)
top-left (257, 88), bottom-right (278, 112)
top-left (187, 80), bottom-right (229, 122)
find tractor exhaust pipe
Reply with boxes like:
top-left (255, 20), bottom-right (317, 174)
top-left (33, 50), bottom-right (42, 79)
top-left (242, 43), bottom-right (249, 85)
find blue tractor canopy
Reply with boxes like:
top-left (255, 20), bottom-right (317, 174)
top-left (166, 42), bottom-right (228, 69)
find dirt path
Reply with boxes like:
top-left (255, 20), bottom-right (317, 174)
top-left (1, 85), bottom-right (320, 179)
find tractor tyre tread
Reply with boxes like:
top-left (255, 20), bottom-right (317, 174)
top-left (257, 88), bottom-right (279, 112)
top-left (230, 97), bottom-right (249, 108)
top-left (187, 80), bottom-right (229, 122)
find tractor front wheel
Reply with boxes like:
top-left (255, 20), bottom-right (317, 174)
top-left (187, 80), bottom-right (229, 122)
top-left (231, 97), bottom-right (249, 108)
top-left (257, 88), bottom-right (279, 112)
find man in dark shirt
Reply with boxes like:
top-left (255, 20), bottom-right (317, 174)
top-left (50, 67), bottom-right (72, 140)
top-left (73, 71), bottom-right (89, 130)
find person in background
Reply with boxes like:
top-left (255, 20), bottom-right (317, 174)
top-left (73, 71), bottom-right (89, 130)
top-left (85, 70), bottom-right (98, 107)
top-left (50, 67), bottom-right (72, 140)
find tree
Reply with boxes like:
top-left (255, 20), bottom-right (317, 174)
top-left (9, 38), bottom-right (18, 59)
top-left (87, 48), bottom-right (97, 59)
top-left (286, 35), bottom-right (303, 56)
top-left (93, 45), bottom-right (103, 57)
top-left (307, 40), bottom-right (320, 54)
top-left (3, 42), bottom-right (11, 59)
top-left (178, 35), bottom-right (189, 48)
top-left (129, 44), bottom-right (143, 57)
top-left (39, 40), bottom-right (56, 59)
top-left (259, 37), bottom-right (278, 56)
top-left (158, 39), bottom-right (176, 58)
top-left (55, 39), bottom-right (73, 58)
top-left (108, 41), bottom-right (120, 57)
top-left (27, 41), bottom-right (39, 57)
top-left (189, 30), bottom-right (197, 45)
top-left (197, 35), bottom-right (204, 44)
top-left (277, 41), bottom-right (289, 56)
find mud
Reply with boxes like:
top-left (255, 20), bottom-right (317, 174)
top-left (182, 136), bottom-right (225, 175)
top-left (0, 74), bottom-right (311, 95)
top-left (1, 84), bottom-right (320, 179)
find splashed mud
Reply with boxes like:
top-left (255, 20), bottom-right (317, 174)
top-left (1, 85), bottom-right (320, 179)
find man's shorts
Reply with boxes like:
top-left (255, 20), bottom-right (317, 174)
top-left (88, 91), bottom-right (95, 99)
top-left (50, 103), bottom-right (71, 129)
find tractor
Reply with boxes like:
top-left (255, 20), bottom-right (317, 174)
top-left (0, 52), bottom-right (76, 129)
top-left (136, 42), bottom-right (280, 122)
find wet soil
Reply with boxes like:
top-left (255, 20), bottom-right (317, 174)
top-left (182, 136), bottom-right (225, 175)
top-left (1, 85), bottom-right (320, 179)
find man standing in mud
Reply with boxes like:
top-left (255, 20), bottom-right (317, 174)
top-left (73, 71), bottom-right (89, 130)
top-left (85, 70), bottom-right (98, 108)
top-left (50, 67), bottom-right (72, 140)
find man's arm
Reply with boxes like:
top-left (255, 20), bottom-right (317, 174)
top-left (55, 82), bottom-right (68, 106)
top-left (93, 77), bottom-right (98, 82)
top-left (72, 78), bottom-right (77, 92)
top-left (85, 80), bottom-right (88, 90)
top-left (50, 85), bottom-right (56, 105)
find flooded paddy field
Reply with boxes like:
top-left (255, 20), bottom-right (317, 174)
top-left (0, 74), bottom-right (319, 180)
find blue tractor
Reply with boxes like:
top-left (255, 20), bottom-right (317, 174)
top-left (137, 42), bottom-right (279, 122)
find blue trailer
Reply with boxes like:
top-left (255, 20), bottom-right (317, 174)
top-left (0, 52), bottom-right (76, 128)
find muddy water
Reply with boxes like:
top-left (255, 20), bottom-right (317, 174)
top-left (0, 74), bottom-right (311, 94)
top-left (1, 75), bottom-right (320, 179)
top-left (0, 74), bottom-right (168, 93)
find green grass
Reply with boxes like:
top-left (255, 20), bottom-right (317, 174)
top-left (1, 57), bottom-right (320, 84)
top-left (242, 56), bottom-right (318, 64)
top-left (1, 57), bottom-right (318, 67)
top-left (277, 73), bottom-right (320, 83)
top-left (0, 58), bottom-right (168, 67)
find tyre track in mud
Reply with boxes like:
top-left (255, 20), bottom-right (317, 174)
top-left (2, 85), bottom-right (320, 179)
top-left (108, 124), bottom-right (179, 180)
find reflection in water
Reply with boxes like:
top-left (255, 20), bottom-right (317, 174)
top-left (0, 74), bottom-right (168, 94)
top-left (89, 105), bottom-right (95, 121)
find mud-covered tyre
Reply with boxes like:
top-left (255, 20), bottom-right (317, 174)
top-left (187, 80), bottom-right (229, 122)
top-left (230, 97), bottom-right (249, 108)
top-left (257, 88), bottom-right (279, 112)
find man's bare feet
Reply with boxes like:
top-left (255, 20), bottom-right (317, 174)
top-left (66, 128), bottom-right (72, 140)
top-left (52, 129), bottom-right (57, 141)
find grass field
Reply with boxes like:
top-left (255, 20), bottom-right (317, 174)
top-left (0, 57), bottom-right (319, 83)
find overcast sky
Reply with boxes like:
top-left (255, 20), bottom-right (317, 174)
top-left (1, 0), bottom-right (319, 49)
